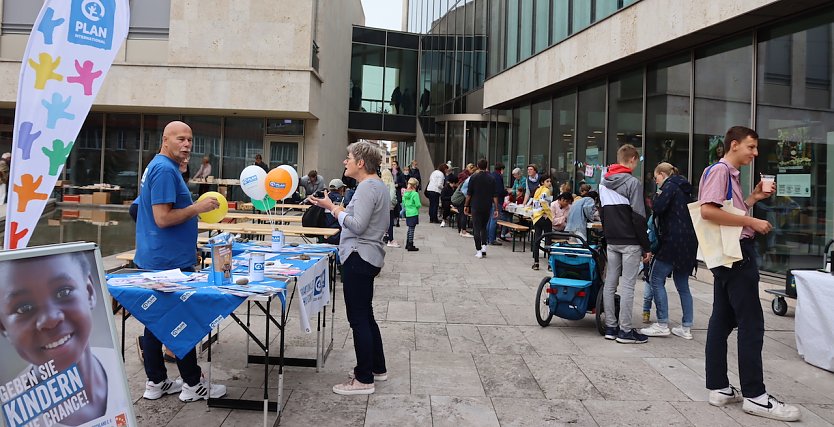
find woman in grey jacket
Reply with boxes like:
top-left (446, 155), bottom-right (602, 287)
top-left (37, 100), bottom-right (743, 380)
top-left (309, 141), bottom-right (390, 396)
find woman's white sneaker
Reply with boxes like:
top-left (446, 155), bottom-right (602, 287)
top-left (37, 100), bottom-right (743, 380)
top-left (386, 240), bottom-right (400, 248)
top-left (742, 395), bottom-right (801, 421)
top-left (639, 323), bottom-right (670, 337)
top-left (671, 326), bottom-right (693, 340)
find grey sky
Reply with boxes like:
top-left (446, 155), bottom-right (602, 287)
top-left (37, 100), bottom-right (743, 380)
top-left (361, 0), bottom-right (404, 31)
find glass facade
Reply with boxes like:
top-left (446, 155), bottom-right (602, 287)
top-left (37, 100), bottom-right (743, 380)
top-left (0, 111), bottom-right (304, 203)
top-left (477, 7), bottom-right (834, 274)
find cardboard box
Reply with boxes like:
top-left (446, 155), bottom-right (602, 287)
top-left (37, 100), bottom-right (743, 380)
top-left (78, 209), bottom-right (93, 219)
top-left (80, 194), bottom-right (93, 205)
top-left (92, 192), bottom-right (110, 204)
top-left (64, 194), bottom-right (81, 203)
top-left (62, 210), bottom-right (80, 219)
top-left (92, 210), bottom-right (107, 223)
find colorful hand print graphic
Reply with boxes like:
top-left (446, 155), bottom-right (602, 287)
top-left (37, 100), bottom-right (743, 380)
top-left (17, 122), bottom-right (41, 160)
top-left (42, 139), bottom-right (75, 176)
top-left (42, 93), bottom-right (75, 129)
top-left (37, 8), bottom-right (64, 45)
top-left (67, 60), bottom-right (103, 95)
top-left (27, 52), bottom-right (63, 90)
top-left (13, 174), bottom-right (49, 212)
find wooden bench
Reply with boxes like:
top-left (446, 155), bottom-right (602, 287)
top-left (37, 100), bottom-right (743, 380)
top-left (497, 220), bottom-right (530, 252)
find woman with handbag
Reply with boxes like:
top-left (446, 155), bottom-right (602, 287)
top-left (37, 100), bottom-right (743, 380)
top-left (639, 162), bottom-right (698, 339)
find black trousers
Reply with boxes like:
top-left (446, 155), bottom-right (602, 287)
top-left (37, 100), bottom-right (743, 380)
top-left (427, 191), bottom-right (440, 222)
top-left (143, 266), bottom-right (202, 386)
top-left (705, 239), bottom-right (765, 398)
top-left (342, 253), bottom-right (386, 384)
top-left (532, 218), bottom-right (552, 263)
top-left (471, 210), bottom-right (490, 251)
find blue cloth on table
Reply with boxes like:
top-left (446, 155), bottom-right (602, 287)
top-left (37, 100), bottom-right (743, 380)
top-left (107, 272), bottom-right (285, 359)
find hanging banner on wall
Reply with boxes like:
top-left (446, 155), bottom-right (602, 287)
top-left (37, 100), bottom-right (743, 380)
top-left (3, 0), bottom-right (130, 250)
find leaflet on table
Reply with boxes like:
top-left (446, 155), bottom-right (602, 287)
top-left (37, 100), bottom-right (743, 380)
top-left (215, 284), bottom-right (285, 297)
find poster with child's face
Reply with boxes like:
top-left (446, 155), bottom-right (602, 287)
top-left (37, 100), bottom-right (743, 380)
top-left (0, 243), bottom-right (135, 427)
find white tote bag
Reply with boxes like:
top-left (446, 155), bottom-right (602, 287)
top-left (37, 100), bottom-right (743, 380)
top-left (688, 163), bottom-right (745, 269)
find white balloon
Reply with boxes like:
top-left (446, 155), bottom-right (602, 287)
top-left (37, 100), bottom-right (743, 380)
top-left (278, 165), bottom-right (299, 196)
top-left (239, 165), bottom-right (267, 200)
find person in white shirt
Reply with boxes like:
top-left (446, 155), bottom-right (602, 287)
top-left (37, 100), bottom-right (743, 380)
top-left (426, 163), bottom-right (448, 223)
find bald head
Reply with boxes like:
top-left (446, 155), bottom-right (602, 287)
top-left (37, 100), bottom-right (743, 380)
top-left (161, 121), bottom-right (193, 163)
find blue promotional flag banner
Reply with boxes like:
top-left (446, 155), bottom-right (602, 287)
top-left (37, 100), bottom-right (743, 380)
top-left (3, 0), bottom-right (129, 249)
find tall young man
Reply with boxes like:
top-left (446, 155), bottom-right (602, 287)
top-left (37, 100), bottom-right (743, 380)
top-left (599, 144), bottom-right (652, 344)
top-left (699, 126), bottom-right (800, 422)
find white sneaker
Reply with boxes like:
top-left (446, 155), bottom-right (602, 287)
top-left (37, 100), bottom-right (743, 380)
top-left (671, 326), bottom-right (693, 340)
top-left (639, 323), bottom-right (671, 337)
top-left (743, 395), bottom-right (801, 421)
top-left (179, 379), bottom-right (227, 402)
top-left (386, 241), bottom-right (400, 248)
top-left (440, 221), bottom-right (446, 227)
top-left (460, 231), bottom-right (473, 238)
top-left (709, 386), bottom-right (743, 406)
top-left (143, 377), bottom-right (182, 400)
top-left (475, 251), bottom-right (483, 259)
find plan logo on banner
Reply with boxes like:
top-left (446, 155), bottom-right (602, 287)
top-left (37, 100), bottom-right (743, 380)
top-left (69, 0), bottom-right (116, 49)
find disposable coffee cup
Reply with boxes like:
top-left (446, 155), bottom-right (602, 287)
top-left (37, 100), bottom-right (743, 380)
top-left (271, 229), bottom-right (285, 251)
top-left (761, 174), bottom-right (775, 193)
top-left (249, 252), bottom-right (265, 282)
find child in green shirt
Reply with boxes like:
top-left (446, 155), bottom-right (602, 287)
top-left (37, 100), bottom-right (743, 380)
top-left (402, 177), bottom-right (422, 251)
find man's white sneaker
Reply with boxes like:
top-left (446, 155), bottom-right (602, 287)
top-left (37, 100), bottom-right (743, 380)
top-left (440, 221), bottom-right (446, 227)
top-left (743, 395), bottom-right (801, 421)
top-left (708, 386), bottom-right (743, 406)
top-left (639, 323), bottom-right (671, 337)
top-left (179, 379), bottom-right (227, 402)
top-left (475, 251), bottom-right (483, 258)
top-left (671, 326), bottom-right (693, 340)
top-left (386, 240), bottom-right (400, 248)
top-left (143, 377), bottom-right (183, 400)
top-left (460, 231), bottom-right (473, 237)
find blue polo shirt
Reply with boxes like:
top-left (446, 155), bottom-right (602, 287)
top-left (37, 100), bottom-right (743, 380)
top-left (134, 154), bottom-right (197, 270)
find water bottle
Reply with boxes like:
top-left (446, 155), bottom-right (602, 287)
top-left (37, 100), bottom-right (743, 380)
top-left (271, 229), bottom-right (284, 251)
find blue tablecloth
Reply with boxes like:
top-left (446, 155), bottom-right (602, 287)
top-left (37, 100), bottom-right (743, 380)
top-left (107, 272), bottom-right (287, 359)
top-left (204, 242), bottom-right (339, 258)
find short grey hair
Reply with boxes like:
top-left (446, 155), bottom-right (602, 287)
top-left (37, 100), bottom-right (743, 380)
top-left (347, 141), bottom-right (383, 174)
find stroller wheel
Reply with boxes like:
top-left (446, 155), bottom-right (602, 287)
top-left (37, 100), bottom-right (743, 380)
top-left (535, 277), bottom-right (554, 327)
top-left (595, 289), bottom-right (621, 335)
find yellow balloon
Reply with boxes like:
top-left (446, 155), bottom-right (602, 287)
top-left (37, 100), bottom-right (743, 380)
top-left (197, 191), bottom-right (228, 223)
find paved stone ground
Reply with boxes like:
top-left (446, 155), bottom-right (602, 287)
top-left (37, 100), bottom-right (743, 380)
top-left (117, 210), bottom-right (834, 426)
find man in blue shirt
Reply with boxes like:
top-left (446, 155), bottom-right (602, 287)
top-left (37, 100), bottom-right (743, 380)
top-left (487, 162), bottom-right (508, 245)
top-left (135, 121), bottom-right (227, 403)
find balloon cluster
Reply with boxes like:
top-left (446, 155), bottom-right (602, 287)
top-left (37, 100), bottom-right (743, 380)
top-left (240, 165), bottom-right (300, 212)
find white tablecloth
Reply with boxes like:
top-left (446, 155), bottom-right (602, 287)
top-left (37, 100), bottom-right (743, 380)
top-left (793, 270), bottom-right (834, 372)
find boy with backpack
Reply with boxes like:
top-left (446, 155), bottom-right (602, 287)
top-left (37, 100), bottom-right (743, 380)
top-left (599, 144), bottom-right (652, 344)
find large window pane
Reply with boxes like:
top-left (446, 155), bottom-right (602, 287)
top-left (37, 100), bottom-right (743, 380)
top-left (511, 105), bottom-right (531, 172)
top-left (576, 82), bottom-right (606, 189)
top-left (492, 111), bottom-right (511, 184)
top-left (551, 0), bottom-right (569, 44)
top-left (530, 99), bottom-right (551, 177)
top-left (184, 116), bottom-right (221, 184)
top-left (386, 48), bottom-right (419, 115)
top-left (551, 91), bottom-right (576, 191)
top-left (447, 121), bottom-right (464, 168)
top-left (572, 0), bottom-right (591, 33)
top-left (606, 69), bottom-right (644, 180)
top-left (104, 114), bottom-right (141, 202)
top-left (506, 0), bottom-right (519, 66)
top-left (222, 118), bottom-right (263, 203)
top-left (519, 0), bottom-right (534, 60)
top-left (487, 0), bottom-right (505, 76)
top-left (67, 113), bottom-right (103, 187)
top-left (1, 0), bottom-right (42, 33)
top-left (594, 0), bottom-right (619, 22)
top-left (350, 43), bottom-right (386, 113)
top-left (645, 55), bottom-right (691, 191)
top-left (755, 12), bottom-right (834, 274)
top-left (693, 37), bottom-right (753, 193)
top-left (129, 0), bottom-right (171, 38)
top-left (534, 0), bottom-right (550, 53)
